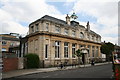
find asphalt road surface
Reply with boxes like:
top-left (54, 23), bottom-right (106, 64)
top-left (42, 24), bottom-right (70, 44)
top-left (3, 63), bottom-right (114, 80)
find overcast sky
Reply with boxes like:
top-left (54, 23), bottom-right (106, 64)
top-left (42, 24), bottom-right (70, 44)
top-left (0, 0), bottom-right (119, 45)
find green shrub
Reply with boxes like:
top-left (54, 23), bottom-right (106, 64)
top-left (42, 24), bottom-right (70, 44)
top-left (24, 53), bottom-right (40, 69)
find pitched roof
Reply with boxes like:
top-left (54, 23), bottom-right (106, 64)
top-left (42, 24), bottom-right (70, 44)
top-left (29, 15), bottom-right (100, 36)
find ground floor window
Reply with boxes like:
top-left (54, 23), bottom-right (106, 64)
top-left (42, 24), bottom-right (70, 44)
top-left (64, 42), bottom-right (68, 58)
top-left (55, 41), bottom-right (60, 58)
top-left (72, 44), bottom-right (76, 58)
top-left (45, 44), bottom-right (48, 59)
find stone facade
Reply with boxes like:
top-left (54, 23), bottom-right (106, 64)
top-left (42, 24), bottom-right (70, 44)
top-left (26, 15), bottom-right (102, 67)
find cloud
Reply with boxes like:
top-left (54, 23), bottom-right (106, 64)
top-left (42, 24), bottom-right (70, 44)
top-left (72, 1), bottom-right (118, 44)
top-left (1, 21), bottom-right (28, 36)
top-left (0, 0), bottom-right (119, 45)
top-left (0, 0), bottom-right (64, 36)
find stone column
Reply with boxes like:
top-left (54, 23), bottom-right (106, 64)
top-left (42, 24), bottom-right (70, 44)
top-left (94, 46), bottom-right (96, 58)
top-left (69, 43), bottom-right (72, 64)
top-left (98, 46), bottom-right (101, 58)
top-left (60, 41), bottom-right (64, 60)
top-left (89, 45), bottom-right (92, 58)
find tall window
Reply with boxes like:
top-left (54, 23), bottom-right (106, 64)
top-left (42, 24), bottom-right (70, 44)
top-left (45, 44), bottom-right (48, 59)
top-left (35, 24), bottom-right (39, 31)
top-left (72, 44), bottom-right (76, 58)
top-left (64, 29), bottom-right (68, 35)
top-left (2, 41), bottom-right (7, 45)
top-left (46, 23), bottom-right (49, 31)
top-left (72, 30), bottom-right (75, 37)
top-left (55, 26), bottom-right (60, 33)
top-left (80, 32), bottom-right (84, 39)
top-left (64, 42), bottom-right (68, 58)
top-left (55, 41), bottom-right (60, 58)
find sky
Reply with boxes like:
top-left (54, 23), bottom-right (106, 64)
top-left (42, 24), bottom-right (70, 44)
top-left (0, 0), bottom-right (119, 45)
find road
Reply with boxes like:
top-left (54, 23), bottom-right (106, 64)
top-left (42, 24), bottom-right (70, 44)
top-left (3, 63), bottom-right (114, 80)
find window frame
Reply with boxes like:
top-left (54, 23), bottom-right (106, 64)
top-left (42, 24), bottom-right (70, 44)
top-left (64, 28), bottom-right (68, 35)
top-left (72, 30), bottom-right (75, 37)
top-left (55, 26), bottom-right (61, 33)
top-left (72, 43), bottom-right (76, 58)
top-left (2, 41), bottom-right (7, 45)
top-left (46, 23), bottom-right (49, 31)
top-left (64, 42), bottom-right (69, 58)
top-left (80, 32), bottom-right (84, 39)
top-left (55, 41), bottom-right (60, 58)
top-left (35, 23), bottom-right (39, 31)
top-left (45, 44), bottom-right (48, 59)
top-left (31, 26), bottom-right (34, 33)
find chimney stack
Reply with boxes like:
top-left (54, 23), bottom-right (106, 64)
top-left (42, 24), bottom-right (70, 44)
top-left (66, 14), bottom-right (70, 25)
top-left (86, 21), bottom-right (90, 32)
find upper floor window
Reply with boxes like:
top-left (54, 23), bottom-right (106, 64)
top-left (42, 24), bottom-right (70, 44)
top-left (80, 32), bottom-right (84, 39)
top-left (2, 41), bottom-right (7, 45)
top-left (96, 37), bottom-right (98, 42)
top-left (72, 30), bottom-right (75, 37)
top-left (46, 23), bottom-right (49, 31)
top-left (31, 26), bottom-right (34, 32)
top-left (87, 34), bottom-right (90, 40)
top-left (92, 36), bottom-right (94, 41)
top-left (35, 24), bottom-right (39, 31)
top-left (55, 26), bottom-right (60, 33)
top-left (64, 29), bottom-right (68, 35)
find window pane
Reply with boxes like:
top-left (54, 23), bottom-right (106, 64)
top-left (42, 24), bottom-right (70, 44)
top-left (2, 41), bottom-right (7, 45)
top-left (72, 31), bottom-right (75, 37)
top-left (2, 48), bottom-right (6, 51)
top-left (80, 32), bottom-right (84, 39)
top-left (31, 26), bottom-right (34, 32)
top-left (64, 42), bottom-right (68, 58)
top-left (64, 29), bottom-right (68, 35)
top-left (55, 41), bottom-right (60, 58)
top-left (72, 44), bottom-right (75, 58)
top-left (46, 23), bottom-right (49, 31)
top-left (45, 45), bottom-right (48, 58)
top-left (55, 26), bottom-right (60, 33)
top-left (36, 24), bottom-right (39, 31)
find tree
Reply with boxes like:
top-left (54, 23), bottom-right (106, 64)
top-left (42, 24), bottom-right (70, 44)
top-left (101, 42), bottom-right (114, 61)
top-left (75, 49), bottom-right (82, 67)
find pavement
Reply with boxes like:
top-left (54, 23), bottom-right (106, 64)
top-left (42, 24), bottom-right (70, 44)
top-left (2, 62), bottom-right (111, 79)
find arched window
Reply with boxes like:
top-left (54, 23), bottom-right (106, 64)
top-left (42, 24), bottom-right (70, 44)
top-left (80, 32), bottom-right (84, 39)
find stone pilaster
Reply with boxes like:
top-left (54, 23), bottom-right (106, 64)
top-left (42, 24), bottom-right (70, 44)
top-left (60, 41), bottom-right (64, 59)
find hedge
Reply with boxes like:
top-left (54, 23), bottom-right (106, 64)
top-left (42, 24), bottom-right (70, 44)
top-left (24, 53), bottom-right (40, 69)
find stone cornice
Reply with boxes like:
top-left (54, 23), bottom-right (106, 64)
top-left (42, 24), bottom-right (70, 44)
top-left (26, 31), bottom-right (101, 45)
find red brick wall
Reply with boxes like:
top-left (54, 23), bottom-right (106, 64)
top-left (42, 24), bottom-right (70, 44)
top-left (3, 58), bottom-right (18, 72)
